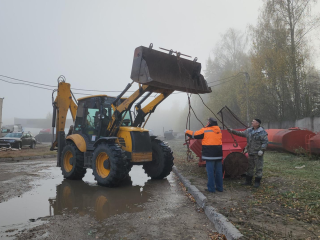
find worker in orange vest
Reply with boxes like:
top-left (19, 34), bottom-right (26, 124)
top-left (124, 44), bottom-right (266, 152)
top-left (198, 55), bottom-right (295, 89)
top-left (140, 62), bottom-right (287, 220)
top-left (185, 117), bottom-right (223, 193)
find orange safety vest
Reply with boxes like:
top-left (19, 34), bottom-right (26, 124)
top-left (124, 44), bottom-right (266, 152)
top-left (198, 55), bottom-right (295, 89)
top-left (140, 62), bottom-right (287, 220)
top-left (186, 125), bottom-right (223, 160)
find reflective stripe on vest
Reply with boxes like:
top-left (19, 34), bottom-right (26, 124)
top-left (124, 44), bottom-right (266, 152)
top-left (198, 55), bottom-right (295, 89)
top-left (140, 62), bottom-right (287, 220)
top-left (192, 131), bottom-right (195, 138)
top-left (202, 156), bottom-right (223, 160)
top-left (204, 130), bottom-right (214, 133)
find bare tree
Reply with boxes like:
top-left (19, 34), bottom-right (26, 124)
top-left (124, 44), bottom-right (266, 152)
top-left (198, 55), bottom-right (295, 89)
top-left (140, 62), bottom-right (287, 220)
top-left (272, 0), bottom-right (320, 117)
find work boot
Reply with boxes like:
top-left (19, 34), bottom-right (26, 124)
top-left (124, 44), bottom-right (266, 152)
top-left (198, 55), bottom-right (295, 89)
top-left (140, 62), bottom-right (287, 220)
top-left (242, 175), bottom-right (253, 186)
top-left (254, 177), bottom-right (262, 188)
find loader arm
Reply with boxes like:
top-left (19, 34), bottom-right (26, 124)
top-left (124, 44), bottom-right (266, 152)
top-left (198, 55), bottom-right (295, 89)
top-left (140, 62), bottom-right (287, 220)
top-left (107, 84), bottom-right (150, 136)
top-left (50, 82), bottom-right (77, 166)
top-left (107, 83), bottom-right (174, 135)
top-left (132, 89), bottom-right (174, 127)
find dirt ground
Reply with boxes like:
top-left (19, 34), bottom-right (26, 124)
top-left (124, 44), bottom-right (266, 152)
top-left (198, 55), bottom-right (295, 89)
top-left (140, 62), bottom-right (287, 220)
top-left (0, 159), bottom-right (55, 203)
top-left (0, 158), bottom-right (219, 240)
top-left (169, 139), bottom-right (320, 239)
top-left (0, 143), bottom-right (56, 158)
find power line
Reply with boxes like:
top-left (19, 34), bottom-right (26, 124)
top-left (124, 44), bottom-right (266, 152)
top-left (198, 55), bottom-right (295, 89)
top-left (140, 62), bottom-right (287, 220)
top-left (0, 78), bottom-right (54, 91)
top-left (208, 75), bottom-right (244, 88)
top-left (0, 72), bottom-right (246, 96)
top-left (0, 74), bottom-right (135, 93)
top-left (0, 74), bottom-right (56, 88)
top-left (71, 87), bottom-right (135, 93)
top-left (207, 72), bottom-right (243, 84)
top-left (0, 78), bottom-right (132, 97)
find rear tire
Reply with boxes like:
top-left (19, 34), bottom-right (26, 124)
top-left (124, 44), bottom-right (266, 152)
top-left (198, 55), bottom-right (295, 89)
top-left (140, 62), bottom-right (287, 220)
top-left (92, 142), bottom-right (128, 187)
top-left (143, 139), bottom-right (174, 179)
top-left (60, 143), bottom-right (86, 180)
top-left (30, 141), bottom-right (36, 149)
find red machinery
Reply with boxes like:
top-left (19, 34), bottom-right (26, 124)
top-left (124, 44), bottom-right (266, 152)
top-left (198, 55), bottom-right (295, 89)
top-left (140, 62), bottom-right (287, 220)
top-left (188, 129), bottom-right (248, 178)
top-left (266, 128), bottom-right (315, 153)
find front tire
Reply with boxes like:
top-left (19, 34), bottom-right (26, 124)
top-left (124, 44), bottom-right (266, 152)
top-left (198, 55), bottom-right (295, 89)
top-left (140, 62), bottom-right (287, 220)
top-left (60, 143), bottom-right (86, 180)
top-left (92, 142), bottom-right (128, 187)
top-left (143, 139), bottom-right (174, 179)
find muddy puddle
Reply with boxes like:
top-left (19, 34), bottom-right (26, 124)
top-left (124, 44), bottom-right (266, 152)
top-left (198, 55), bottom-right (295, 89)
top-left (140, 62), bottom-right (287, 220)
top-left (0, 165), bottom-right (167, 239)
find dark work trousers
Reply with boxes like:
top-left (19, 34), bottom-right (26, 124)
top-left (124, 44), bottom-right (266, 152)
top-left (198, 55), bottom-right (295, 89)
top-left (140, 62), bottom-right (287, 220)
top-left (205, 160), bottom-right (223, 192)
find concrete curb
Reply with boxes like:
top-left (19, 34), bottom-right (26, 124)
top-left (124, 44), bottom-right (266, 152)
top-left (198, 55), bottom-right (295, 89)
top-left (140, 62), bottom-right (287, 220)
top-left (0, 154), bottom-right (56, 162)
top-left (172, 166), bottom-right (243, 240)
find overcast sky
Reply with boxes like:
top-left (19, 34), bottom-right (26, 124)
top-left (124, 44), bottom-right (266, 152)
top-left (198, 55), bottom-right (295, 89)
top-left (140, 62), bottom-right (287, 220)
top-left (0, 0), bottom-right (318, 126)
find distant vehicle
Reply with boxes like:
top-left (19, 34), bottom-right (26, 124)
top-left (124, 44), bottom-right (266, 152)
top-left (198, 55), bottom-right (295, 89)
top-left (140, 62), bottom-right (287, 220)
top-left (39, 128), bottom-right (51, 134)
top-left (1, 128), bottom-right (10, 137)
top-left (0, 132), bottom-right (36, 149)
top-left (164, 130), bottom-right (174, 140)
top-left (1, 124), bottom-right (23, 137)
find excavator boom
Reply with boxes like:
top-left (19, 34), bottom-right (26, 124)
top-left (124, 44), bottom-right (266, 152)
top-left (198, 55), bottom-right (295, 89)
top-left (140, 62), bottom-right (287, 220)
top-left (51, 81), bottom-right (77, 166)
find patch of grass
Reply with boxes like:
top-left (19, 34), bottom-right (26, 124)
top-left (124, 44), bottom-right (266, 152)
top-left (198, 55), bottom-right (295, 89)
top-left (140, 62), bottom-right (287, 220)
top-left (254, 151), bottom-right (320, 220)
top-left (264, 151), bottom-right (320, 184)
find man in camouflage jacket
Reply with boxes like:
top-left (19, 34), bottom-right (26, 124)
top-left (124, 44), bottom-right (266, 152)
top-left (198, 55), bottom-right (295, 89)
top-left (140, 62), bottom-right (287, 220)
top-left (228, 119), bottom-right (268, 188)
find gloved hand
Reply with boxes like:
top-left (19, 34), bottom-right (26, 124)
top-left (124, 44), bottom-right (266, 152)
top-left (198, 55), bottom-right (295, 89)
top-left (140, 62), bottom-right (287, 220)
top-left (258, 150), bottom-right (264, 156)
top-left (184, 129), bottom-right (188, 134)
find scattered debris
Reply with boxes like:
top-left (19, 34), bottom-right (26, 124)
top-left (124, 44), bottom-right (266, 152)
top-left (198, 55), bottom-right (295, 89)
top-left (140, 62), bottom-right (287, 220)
top-left (209, 232), bottom-right (227, 240)
top-left (0, 147), bottom-right (20, 152)
top-left (295, 165), bottom-right (305, 169)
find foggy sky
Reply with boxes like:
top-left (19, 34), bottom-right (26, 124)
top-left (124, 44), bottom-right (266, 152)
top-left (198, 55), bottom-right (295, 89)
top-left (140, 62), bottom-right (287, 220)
top-left (1, 0), bottom-right (315, 131)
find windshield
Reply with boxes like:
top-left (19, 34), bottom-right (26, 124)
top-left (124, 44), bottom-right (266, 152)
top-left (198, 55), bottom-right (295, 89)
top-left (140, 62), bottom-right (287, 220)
top-left (4, 133), bottom-right (22, 138)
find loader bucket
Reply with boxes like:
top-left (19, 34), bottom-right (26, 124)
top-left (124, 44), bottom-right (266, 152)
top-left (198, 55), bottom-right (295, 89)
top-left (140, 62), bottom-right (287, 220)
top-left (130, 46), bottom-right (211, 94)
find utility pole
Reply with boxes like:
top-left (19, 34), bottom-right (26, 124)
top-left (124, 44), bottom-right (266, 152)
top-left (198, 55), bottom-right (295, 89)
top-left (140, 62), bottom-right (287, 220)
top-left (245, 73), bottom-right (250, 126)
top-left (0, 98), bottom-right (3, 131)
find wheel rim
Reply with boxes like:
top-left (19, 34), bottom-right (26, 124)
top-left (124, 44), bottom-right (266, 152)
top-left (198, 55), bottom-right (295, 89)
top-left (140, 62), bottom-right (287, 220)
top-left (63, 150), bottom-right (73, 172)
top-left (96, 152), bottom-right (110, 178)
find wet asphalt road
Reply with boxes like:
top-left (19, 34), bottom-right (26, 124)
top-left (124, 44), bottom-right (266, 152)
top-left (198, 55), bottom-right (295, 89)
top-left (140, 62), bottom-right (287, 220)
top-left (0, 159), bottom-right (215, 239)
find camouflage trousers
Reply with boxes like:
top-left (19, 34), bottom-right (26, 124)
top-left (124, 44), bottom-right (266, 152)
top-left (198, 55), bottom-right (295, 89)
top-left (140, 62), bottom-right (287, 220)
top-left (247, 154), bottom-right (264, 178)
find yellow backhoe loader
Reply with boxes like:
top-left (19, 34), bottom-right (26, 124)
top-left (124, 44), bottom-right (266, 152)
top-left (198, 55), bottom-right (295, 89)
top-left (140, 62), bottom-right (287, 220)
top-left (50, 44), bottom-right (211, 187)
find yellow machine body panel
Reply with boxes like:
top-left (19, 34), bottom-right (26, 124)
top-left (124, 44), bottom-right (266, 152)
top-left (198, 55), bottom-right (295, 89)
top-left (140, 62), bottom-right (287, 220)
top-left (66, 134), bottom-right (87, 152)
top-left (116, 129), bottom-right (132, 152)
top-left (116, 127), bottom-right (152, 163)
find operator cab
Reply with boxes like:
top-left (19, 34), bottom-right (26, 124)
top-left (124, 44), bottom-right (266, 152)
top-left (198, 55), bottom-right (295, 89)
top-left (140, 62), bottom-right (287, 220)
top-left (73, 95), bottom-right (132, 142)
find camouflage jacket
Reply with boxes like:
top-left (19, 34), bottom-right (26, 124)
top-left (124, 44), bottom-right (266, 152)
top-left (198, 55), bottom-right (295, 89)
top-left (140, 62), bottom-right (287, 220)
top-left (230, 127), bottom-right (268, 155)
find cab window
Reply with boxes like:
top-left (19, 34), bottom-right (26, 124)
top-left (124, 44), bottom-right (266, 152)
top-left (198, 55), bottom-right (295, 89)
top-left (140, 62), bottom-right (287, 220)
top-left (121, 111), bottom-right (132, 126)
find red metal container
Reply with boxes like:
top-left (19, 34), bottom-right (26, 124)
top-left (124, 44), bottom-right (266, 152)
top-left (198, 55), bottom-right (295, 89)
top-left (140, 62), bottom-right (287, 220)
top-left (265, 129), bottom-right (284, 151)
top-left (266, 128), bottom-right (315, 153)
top-left (309, 133), bottom-right (320, 154)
